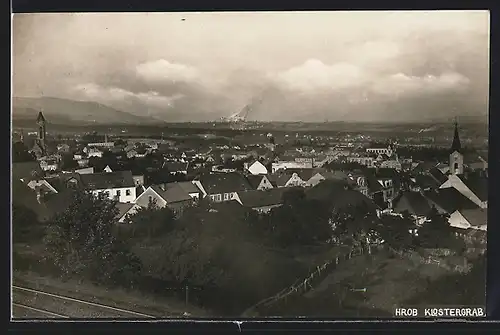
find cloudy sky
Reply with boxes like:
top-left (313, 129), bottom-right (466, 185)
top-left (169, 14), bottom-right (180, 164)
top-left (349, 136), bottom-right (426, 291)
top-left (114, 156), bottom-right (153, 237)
top-left (13, 11), bottom-right (490, 122)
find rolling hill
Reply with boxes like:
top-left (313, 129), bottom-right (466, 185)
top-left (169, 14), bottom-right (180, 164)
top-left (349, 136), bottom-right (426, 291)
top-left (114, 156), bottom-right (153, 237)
top-left (12, 97), bottom-right (162, 126)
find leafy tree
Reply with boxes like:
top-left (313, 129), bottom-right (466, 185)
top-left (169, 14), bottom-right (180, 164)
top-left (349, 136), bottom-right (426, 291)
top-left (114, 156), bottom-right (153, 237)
top-left (418, 207), bottom-right (466, 253)
top-left (263, 189), bottom-right (332, 246)
top-left (377, 212), bottom-right (417, 252)
top-left (330, 203), bottom-right (381, 254)
top-left (12, 142), bottom-right (36, 163)
top-left (152, 229), bottom-right (231, 288)
top-left (124, 198), bottom-right (177, 239)
top-left (12, 204), bottom-right (40, 243)
top-left (282, 188), bottom-right (306, 207)
top-left (44, 190), bottom-right (141, 286)
top-left (60, 153), bottom-right (79, 170)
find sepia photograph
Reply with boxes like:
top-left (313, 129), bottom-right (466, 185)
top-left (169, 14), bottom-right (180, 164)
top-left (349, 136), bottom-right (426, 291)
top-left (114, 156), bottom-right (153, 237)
top-left (11, 10), bottom-right (488, 320)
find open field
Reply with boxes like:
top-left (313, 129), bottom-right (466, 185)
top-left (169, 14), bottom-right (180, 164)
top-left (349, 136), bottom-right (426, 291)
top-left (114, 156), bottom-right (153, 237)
top-left (260, 249), bottom-right (476, 317)
top-left (12, 271), bottom-right (209, 319)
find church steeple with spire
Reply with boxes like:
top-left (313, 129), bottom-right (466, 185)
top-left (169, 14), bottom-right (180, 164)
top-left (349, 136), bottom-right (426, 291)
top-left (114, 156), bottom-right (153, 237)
top-left (449, 118), bottom-right (464, 175)
top-left (450, 118), bottom-right (462, 153)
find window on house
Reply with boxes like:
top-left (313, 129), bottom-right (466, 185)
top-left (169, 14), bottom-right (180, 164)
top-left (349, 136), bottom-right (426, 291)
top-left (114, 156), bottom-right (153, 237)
top-left (224, 193), bottom-right (229, 201)
top-left (211, 195), bottom-right (215, 201)
top-left (454, 162), bottom-right (459, 171)
top-left (126, 189), bottom-right (131, 196)
top-left (217, 194), bottom-right (222, 202)
top-left (116, 190), bottom-right (121, 197)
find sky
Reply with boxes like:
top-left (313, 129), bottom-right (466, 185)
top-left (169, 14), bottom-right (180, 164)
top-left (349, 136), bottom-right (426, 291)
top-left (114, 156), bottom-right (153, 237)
top-left (12, 11), bottom-right (490, 122)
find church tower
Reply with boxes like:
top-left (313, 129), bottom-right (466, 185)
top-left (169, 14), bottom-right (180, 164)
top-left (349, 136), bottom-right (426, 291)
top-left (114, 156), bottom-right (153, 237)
top-left (449, 119), bottom-right (464, 175)
top-left (36, 111), bottom-right (47, 153)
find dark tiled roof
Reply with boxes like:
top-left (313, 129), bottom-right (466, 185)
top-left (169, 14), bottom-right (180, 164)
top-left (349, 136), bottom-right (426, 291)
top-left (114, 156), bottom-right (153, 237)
top-left (176, 181), bottom-right (201, 194)
top-left (306, 179), bottom-right (378, 211)
top-left (237, 188), bottom-right (287, 208)
top-left (151, 183), bottom-right (193, 203)
top-left (462, 174), bottom-right (488, 202)
top-left (12, 161), bottom-right (43, 182)
top-left (393, 191), bottom-right (432, 216)
top-left (136, 185), bottom-right (145, 197)
top-left (411, 161), bottom-right (436, 174)
top-left (164, 161), bottom-right (188, 172)
top-left (200, 172), bottom-right (252, 194)
top-left (414, 174), bottom-right (440, 190)
top-left (269, 171), bottom-right (303, 187)
top-left (460, 208), bottom-right (487, 228)
top-left (246, 175), bottom-right (266, 189)
top-left (80, 171), bottom-right (135, 190)
top-left (428, 167), bottom-right (448, 185)
top-left (46, 173), bottom-right (84, 192)
top-left (423, 188), bottom-right (479, 213)
top-left (115, 202), bottom-right (136, 219)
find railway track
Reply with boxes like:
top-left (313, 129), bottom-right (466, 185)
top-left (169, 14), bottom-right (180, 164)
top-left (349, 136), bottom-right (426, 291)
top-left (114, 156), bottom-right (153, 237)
top-left (12, 285), bottom-right (155, 319)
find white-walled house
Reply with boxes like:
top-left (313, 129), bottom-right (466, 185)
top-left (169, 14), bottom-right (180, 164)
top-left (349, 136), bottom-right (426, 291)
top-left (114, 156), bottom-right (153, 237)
top-left (246, 175), bottom-right (274, 191)
top-left (134, 182), bottom-right (194, 211)
top-left (448, 208), bottom-right (487, 231)
top-left (80, 171), bottom-right (136, 203)
top-left (197, 172), bottom-right (252, 203)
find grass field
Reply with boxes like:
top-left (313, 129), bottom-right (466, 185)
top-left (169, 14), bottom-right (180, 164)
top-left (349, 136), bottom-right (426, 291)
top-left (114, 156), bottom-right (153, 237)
top-left (13, 270), bottom-right (210, 318)
top-left (261, 249), bottom-right (462, 317)
top-left (12, 241), bottom-right (210, 318)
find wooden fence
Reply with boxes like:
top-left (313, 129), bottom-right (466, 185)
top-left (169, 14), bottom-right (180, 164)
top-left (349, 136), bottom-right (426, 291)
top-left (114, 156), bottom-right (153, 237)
top-left (241, 243), bottom-right (475, 317)
top-left (241, 244), bottom-right (384, 317)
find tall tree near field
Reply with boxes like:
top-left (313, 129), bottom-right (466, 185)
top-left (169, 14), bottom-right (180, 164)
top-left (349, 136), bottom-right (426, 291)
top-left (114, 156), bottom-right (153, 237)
top-left (44, 190), bottom-right (141, 286)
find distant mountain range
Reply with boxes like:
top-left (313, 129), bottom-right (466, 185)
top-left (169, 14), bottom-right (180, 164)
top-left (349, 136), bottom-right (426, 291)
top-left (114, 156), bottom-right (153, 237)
top-left (12, 97), bottom-right (162, 126)
top-left (11, 96), bottom-right (488, 127)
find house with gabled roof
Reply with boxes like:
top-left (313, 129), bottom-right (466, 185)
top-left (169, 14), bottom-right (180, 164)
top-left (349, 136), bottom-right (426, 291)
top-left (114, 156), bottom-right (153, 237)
top-left (195, 172), bottom-right (252, 203)
top-left (422, 187), bottom-right (479, 215)
top-left (12, 161), bottom-right (44, 183)
top-left (115, 202), bottom-right (142, 223)
top-left (245, 174), bottom-right (274, 191)
top-left (236, 188), bottom-right (287, 213)
top-left (134, 182), bottom-right (195, 211)
top-left (306, 179), bottom-right (379, 213)
top-left (79, 171), bottom-right (136, 203)
top-left (448, 208), bottom-right (487, 231)
top-left (268, 170), bottom-right (307, 188)
top-left (439, 173), bottom-right (487, 209)
top-left (244, 159), bottom-right (268, 175)
top-left (163, 161), bottom-right (189, 175)
top-left (392, 191), bottom-right (433, 225)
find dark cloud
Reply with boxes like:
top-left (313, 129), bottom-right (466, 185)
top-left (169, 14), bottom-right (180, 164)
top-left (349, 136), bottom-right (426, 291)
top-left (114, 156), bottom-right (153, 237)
top-left (13, 12), bottom-right (489, 122)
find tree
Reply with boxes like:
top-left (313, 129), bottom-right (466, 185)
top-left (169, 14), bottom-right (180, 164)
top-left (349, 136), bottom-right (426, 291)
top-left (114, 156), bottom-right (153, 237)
top-left (12, 142), bottom-right (36, 163)
top-left (263, 189), bottom-right (332, 246)
top-left (124, 199), bottom-right (177, 239)
top-left (61, 153), bottom-right (79, 170)
top-left (330, 203), bottom-right (380, 255)
top-left (282, 188), bottom-right (306, 207)
top-left (44, 190), bottom-right (141, 286)
top-left (377, 212), bottom-right (417, 252)
top-left (417, 207), bottom-right (466, 252)
top-left (154, 229), bottom-right (231, 288)
top-left (12, 204), bottom-right (40, 243)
